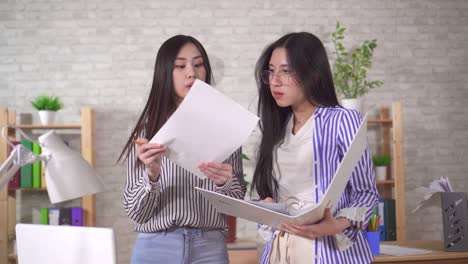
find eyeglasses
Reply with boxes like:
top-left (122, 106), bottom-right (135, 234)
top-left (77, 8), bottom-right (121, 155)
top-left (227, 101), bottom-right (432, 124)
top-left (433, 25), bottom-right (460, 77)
top-left (260, 69), bottom-right (295, 85)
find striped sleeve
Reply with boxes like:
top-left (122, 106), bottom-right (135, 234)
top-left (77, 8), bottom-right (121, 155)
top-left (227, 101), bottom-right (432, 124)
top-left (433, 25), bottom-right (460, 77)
top-left (123, 144), bottom-right (161, 224)
top-left (335, 110), bottom-right (379, 245)
top-left (215, 148), bottom-right (247, 200)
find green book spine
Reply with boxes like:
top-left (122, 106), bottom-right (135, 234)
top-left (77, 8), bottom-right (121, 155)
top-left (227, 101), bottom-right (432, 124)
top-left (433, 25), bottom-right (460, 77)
top-left (20, 140), bottom-right (33, 188)
top-left (32, 142), bottom-right (41, 188)
top-left (40, 208), bottom-right (49, 225)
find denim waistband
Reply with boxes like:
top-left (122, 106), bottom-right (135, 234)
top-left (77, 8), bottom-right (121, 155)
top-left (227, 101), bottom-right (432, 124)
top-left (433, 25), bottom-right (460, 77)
top-left (158, 227), bottom-right (222, 238)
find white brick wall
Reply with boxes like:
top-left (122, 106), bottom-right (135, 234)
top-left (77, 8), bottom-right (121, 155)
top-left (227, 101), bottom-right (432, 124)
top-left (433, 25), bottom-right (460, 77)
top-left (1, 1), bottom-right (468, 262)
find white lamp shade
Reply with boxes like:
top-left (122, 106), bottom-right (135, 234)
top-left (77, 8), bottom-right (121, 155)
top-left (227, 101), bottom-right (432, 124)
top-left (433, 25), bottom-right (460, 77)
top-left (38, 130), bottom-right (105, 204)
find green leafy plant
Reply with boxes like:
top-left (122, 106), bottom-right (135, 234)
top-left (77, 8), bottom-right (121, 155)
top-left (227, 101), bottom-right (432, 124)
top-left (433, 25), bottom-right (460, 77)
top-left (31, 95), bottom-right (63, 111)
top-left (331, 22), bottom-right (383, 99)
top-left (372, 153), bottom-right (391, 167)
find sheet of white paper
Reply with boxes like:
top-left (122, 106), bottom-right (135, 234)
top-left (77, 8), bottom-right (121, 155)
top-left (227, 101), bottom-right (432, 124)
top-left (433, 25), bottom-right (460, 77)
top-left (196, 115), bottom-right (368, 227)
top-left (380, 245), bottom-right (432, 256)
top-left (411, 176), bottom-right (454, 213)
top-left (150, 80), bottom-right (259, 179)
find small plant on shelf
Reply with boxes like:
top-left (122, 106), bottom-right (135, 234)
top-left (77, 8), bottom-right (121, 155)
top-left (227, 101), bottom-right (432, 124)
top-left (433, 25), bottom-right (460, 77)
top-left (372, 153), bottom-right (391, 181)
top-left (372, 153), bottom-right (391, 167)
top-left (31, 95), bottom-right (63, 111)
top-left (31, 95), bottom-right (63, 125)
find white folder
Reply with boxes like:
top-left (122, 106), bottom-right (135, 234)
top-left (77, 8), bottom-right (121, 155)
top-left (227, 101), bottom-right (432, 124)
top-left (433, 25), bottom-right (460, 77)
top-left (197, 115), bottom-right (368, 228)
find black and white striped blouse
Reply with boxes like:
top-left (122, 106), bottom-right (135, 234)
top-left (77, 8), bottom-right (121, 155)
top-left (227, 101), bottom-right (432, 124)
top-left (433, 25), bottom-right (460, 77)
top-left (123, 144), bottom-right (246, 233)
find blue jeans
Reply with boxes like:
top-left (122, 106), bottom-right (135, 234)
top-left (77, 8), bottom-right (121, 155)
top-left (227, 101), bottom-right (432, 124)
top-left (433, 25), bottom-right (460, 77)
top-left (131, 228), bottom-right (228, 264)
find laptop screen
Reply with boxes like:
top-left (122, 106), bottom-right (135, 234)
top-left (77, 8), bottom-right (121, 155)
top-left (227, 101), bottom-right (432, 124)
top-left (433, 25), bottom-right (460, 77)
top-left (16, 224), bottom-right (116, 264)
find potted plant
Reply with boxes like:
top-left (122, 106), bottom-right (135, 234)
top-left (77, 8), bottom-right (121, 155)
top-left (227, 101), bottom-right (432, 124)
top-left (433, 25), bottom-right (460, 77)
top-left (372, 153), bottom-right (391, 181)
top-left (31, 95), bottom-right (63, 125)
top-left (331, 22), bottom-right (384, 112)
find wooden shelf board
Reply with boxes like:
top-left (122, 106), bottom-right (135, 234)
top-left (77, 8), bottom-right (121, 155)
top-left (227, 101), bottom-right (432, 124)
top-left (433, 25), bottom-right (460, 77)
top-left (368, 119), bottom-right (393, 124)
top-left (9, 188), bottom-right (47, 192)
top-left (377, 180), bottom-right (395, 185)
top-left (11, 124), bottom-right (81, 129)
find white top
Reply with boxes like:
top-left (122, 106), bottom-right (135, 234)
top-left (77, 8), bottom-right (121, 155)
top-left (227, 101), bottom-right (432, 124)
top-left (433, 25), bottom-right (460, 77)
top-left (273, 114), bottom-right (316, 212)
top-left (272, 114), bottom-right (318, 260)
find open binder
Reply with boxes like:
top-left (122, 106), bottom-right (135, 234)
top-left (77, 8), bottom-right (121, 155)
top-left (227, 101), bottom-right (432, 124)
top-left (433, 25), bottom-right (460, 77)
top-left (196, 115), bottom-right (368, 228)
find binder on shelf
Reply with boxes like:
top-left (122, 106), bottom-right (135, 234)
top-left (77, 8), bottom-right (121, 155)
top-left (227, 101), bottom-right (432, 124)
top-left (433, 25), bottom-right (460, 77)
top-left (41, 160), bottom-right (46, 188)
top-left (32, 142), bottom-right (41, 188)
top-left (40, 208), bottom-right (49, 225)
top-left (378, 198), bottom-right (386, 241)
top-left (384, 199), bottom-right (396, 241)
top-left (7, 140), bottom-right (21, 189)
top-left (71, 207), bottom-right (83, 226)
top-left (59, 208), bottom-right (72, 225)
top-left (20, 140), bottom-right (33, 188)
top-left (48, 208), bottom-right (60, 226)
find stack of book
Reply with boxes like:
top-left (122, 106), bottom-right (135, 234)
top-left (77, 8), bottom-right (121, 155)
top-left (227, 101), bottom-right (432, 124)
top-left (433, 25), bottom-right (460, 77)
top-left (377, 198), bottom-right (396, 241)
top-left (40, 207), bottom-right (83, 226)
top-left (8, 140), bottom-right (46, 189)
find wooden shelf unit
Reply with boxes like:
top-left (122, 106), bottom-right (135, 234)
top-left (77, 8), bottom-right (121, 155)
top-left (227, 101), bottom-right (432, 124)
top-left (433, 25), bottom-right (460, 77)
top-left (370, 102), bottom-right (406, 241)
top-left (0, 108), bottom-right (96, 264)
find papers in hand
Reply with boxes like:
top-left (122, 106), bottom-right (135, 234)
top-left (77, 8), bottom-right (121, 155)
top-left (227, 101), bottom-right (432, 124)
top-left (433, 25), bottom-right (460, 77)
top-left (196, 115), bottom-right (368, 227)
top-left (412, 176), bottom-right (454, 213)
top-left (150, 80), bottom-right (259, 179)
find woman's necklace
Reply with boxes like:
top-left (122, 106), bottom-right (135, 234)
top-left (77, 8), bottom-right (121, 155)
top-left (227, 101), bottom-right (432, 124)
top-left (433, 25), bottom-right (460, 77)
top-left (294, 116), bottom-right (308, 125)
top-left (294, 110), bottom-right (314, 125)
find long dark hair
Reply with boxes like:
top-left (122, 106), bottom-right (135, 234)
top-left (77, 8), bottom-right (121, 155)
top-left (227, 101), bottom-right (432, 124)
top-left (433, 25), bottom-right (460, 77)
top-left (118, 35), bottom-right (213, 163)
top-left (252, 32), bottom-right (339, 199)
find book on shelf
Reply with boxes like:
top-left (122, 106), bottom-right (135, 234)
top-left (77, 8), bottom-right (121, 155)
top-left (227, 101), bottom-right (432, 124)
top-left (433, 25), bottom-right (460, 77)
top-left (32, 142), bottom-right (41, 188)
top-left (384, 198), bottom-right (396, 241)
top-left (40, 208), bottom-right (49, 225)
top-left (59, 207), bottom-right (72, 225)
top-left (71, 207), bottom-right (83, 226)
top-left (378, 198), bottom-right (386, 241)
top-left (7, 140), bottom-right (21, 189)
top-left (40, 207), bottom-right (83, 226)
top-left (48, 208), bottom-right (60, 226)
top-left (376, 198), bottom-right (396, 241)
top-left (20, 140), bottom-right (33, 188)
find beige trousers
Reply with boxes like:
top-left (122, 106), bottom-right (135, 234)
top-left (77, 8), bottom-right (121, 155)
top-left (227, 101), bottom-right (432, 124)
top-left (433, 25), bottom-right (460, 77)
top-left (269, 230), bottom-right (315, 264)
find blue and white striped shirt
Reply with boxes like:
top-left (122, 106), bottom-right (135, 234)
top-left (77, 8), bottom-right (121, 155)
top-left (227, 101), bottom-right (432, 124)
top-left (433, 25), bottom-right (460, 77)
top-left (261, 106), bottom-right (379, 264)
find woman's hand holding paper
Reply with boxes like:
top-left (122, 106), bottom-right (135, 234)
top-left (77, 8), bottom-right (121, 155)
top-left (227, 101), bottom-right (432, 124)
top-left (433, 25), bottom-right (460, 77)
top-left (198, 162), bottom-right (233, 186)
top-left (136, 138), bottom-right (166, 182)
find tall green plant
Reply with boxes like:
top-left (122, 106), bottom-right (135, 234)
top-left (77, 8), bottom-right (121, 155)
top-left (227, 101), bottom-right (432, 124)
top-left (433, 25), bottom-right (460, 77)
top-left (331, 22), bottom-right (383, 99)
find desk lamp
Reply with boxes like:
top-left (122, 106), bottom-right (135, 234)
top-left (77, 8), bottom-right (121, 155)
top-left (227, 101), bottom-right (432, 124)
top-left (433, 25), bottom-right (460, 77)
top-left (0, 126), bottom-right (105, 203)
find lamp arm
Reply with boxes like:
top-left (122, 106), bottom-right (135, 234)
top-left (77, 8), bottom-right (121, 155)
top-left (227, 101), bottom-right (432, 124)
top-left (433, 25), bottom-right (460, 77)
top-left (0, 145), bottom-right (46, 190)
top-left (0, 151), bottom-right (21, 189)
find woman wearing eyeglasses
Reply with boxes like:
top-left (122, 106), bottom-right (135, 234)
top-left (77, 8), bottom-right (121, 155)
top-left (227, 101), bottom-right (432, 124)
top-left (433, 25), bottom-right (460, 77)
top-left (252, 32), bottom-right (379, 264)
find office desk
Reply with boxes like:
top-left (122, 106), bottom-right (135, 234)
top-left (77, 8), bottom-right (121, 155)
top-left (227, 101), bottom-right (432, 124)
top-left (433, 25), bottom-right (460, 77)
top-left (374, 240), bottom-right (468, 264)
top-left (227, 240), bottom-right (257, 264)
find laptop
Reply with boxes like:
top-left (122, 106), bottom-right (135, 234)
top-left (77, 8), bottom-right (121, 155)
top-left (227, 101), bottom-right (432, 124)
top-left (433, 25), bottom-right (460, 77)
top-left (16, 224), bottom-right (117, 264)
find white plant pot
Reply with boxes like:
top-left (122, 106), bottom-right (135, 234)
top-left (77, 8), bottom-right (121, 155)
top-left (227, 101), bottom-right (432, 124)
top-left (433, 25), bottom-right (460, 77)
top-left (375, 166), bottom-right (387, 181)
top-left (341, 98), bottom-right (363, 113)
top-left (38, 110), bottom-right (57, 125)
